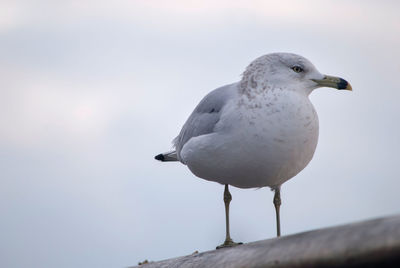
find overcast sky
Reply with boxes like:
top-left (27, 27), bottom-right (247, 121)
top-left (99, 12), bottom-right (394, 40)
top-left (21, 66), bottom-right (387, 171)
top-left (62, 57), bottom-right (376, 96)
top-left (1, 1), bottom-right (400, 267)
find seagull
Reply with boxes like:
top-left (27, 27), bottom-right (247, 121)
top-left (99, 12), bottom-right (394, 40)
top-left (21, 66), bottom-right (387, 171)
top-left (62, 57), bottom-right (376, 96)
top-left (155, 52), bottom-right (351, 248)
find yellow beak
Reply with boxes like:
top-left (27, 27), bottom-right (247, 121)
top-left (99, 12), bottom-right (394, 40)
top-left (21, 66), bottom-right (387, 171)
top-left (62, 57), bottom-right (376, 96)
top-left (312, 75), bottom-right (352, 91)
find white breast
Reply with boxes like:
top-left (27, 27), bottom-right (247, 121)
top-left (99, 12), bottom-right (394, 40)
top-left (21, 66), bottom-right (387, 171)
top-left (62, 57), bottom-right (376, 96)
top-left (181, 88), bottom-right (319, 188)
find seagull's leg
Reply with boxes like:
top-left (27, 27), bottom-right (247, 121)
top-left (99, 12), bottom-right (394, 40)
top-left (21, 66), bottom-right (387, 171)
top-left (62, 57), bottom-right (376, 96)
top-left (273, 186), bottom-right (281, 237)
top-left (216, 184), bottom-right (242, 249)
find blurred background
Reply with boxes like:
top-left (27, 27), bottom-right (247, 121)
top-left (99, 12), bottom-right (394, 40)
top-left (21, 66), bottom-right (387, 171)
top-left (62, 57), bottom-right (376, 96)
top-left (1, 0), bottom-right (399, 267)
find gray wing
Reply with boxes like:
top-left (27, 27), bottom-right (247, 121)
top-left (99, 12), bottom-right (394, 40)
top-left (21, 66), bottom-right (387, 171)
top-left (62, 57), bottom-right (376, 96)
top-left (173, 83), bottom-right (237, 160)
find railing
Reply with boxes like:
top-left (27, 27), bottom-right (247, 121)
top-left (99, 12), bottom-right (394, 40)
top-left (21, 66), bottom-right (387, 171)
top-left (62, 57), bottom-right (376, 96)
top-left (131, 214), bottom-right (400, 267)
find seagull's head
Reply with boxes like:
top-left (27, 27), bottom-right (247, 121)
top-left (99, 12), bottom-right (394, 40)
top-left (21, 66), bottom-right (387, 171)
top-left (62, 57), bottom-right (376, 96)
top-left (241, 52), bottom-right (352, 95)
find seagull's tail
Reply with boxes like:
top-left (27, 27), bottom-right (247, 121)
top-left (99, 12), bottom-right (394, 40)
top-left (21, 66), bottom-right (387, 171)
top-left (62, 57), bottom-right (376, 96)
top-left (154, 150), bottom-right (178, 162)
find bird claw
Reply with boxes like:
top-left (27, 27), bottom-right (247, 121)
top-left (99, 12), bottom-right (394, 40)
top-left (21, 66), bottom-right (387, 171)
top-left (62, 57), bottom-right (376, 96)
top-left (216, 238), bottom-right (243, 249)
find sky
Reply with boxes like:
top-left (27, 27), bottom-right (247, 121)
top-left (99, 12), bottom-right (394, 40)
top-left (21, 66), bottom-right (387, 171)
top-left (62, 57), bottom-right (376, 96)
top-left (1, 0), bottom-right (400, 267)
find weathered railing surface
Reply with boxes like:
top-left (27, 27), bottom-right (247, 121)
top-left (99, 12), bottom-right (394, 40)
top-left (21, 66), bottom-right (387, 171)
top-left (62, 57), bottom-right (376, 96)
top-left (132, 214), bottom-right (400, 268)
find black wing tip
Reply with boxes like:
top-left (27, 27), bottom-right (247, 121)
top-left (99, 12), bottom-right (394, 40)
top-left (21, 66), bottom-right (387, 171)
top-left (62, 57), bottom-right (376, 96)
top-left (154, 154), bottom-right (165, 161)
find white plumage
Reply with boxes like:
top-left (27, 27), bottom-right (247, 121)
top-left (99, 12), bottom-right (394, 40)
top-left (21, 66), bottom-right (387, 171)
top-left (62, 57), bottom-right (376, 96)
top-left (156, 52), bottom-right (351, 246)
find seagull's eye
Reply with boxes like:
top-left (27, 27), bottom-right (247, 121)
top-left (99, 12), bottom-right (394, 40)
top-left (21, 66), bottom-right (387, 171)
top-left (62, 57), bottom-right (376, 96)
top-left (291, 66), bottom-right (303, 73)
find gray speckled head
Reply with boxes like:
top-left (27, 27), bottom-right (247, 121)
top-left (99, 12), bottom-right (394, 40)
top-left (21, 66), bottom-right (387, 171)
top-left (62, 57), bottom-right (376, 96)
top-left (240, 52), bottom-right (324, 95)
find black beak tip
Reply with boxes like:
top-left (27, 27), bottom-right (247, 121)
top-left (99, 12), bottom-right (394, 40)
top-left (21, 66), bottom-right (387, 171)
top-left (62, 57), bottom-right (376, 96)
top-left (337, 78), bottom-right (349, 90)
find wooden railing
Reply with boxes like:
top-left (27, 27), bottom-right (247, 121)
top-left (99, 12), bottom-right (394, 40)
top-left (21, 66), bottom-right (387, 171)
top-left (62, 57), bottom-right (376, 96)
top-left (131, 214), bottom-right (400, 267)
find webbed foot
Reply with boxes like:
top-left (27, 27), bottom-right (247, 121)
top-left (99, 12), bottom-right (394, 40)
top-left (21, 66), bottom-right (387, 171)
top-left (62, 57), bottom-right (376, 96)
top-left (216, 238), bottom-right (243, 249)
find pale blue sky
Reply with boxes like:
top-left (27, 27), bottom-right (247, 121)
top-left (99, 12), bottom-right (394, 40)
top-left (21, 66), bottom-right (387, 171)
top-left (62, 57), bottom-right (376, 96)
top-left (1, 1), bottom-right (400, 267)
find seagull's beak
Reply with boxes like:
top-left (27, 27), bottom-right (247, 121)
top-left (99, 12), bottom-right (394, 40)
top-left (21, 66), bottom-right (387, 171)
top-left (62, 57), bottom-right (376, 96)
top-left (312, 75), bottom-right (352, 91)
